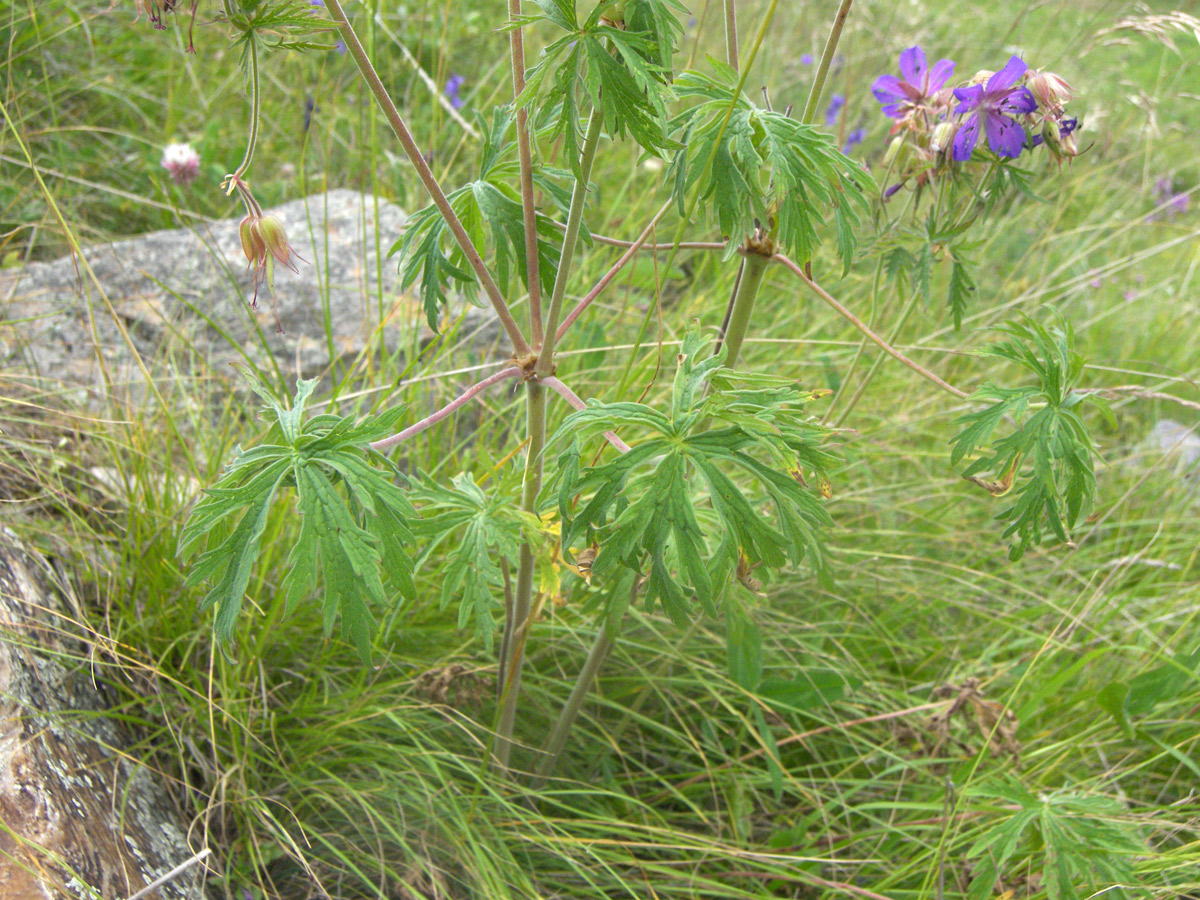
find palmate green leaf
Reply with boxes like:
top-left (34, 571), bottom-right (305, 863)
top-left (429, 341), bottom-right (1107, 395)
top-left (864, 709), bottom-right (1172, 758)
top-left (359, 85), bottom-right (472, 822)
top-left (517, 0), bottom-right (678, 176)
top-left (547, 328), bottom-right (834, 625)
top-left (668, 63), bottom-right (868, 267)
top-left (948, 249), bottom-right (977, 330)
top-left (388, 106), bottom-right (581, 331)
top-left (406, 471), bottom-right (531, 651)
top-left (179, 376), bottom-right (417, 665)
top-left (950, 315), bottom-right (1103, 560)
top-left (965, 781), bottom-right (1144, 900)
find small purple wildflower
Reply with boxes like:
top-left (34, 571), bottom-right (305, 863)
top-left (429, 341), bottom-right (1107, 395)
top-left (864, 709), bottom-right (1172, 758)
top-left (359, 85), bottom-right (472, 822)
top-left (825, 94), bottom-right (845, 126)
top-left (843, 128), bottom-right (867, 153)
top-left (872, 46), bottom-right (955, 120)
top-left (951, 56), bottom-right (1037, 161)
top-left (1088, 277), bottom-right (1103, 289)
top-left (687, 15), bottom-right (697, 29)
top-left (444, 74), bottom-right (466, 110)
top-left (334, 39), bottom-right (346, 55)
top-left (800, 54), bottom-right (814, 65)
top-left (1146, 177), bottom-right (1190, 222)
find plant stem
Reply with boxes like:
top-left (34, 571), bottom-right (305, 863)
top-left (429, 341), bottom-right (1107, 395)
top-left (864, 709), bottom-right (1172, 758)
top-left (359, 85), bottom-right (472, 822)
top-left (555, 200), bottom-right (673, 342)
top-left (495, 380), bottom-right (546, 769)
top-left (833, 290), bottom-right (920, 428)
top-left (800, 0), bottom-right (853, 126)
top-left (325, 0), bottom-right (531, 357)
top-left (536, 107), bottom-right (605, 375)
top-left (719, 252), bottom-right (770, 368)
top-left (507, 0), bottom-right (543, 346)
top-left (369, 366), bottom-right (523, 452)
top-left (774, 254), bottom-right (968, 400)
top-left (529, 623), bottom-right (616, 789)
top-left (824, 256), bottom-right (884, 422)
top-left (542, 375), bottom-right (632, 453)
top-left (230, 38), bottom-right (260, 182)
top-left (722, 0), bottom-right (739, 70)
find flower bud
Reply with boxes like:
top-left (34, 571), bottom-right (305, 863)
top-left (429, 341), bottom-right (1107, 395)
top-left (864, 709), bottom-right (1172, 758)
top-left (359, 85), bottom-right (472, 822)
top-left (883, 135), bottom-right (906, 167)
top-left (930, 121), bottom-right (959, 154)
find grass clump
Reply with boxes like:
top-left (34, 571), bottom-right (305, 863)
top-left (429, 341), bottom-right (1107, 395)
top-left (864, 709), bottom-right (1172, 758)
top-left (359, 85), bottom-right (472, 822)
top-left (2, 0), bottom-right (1200, 898)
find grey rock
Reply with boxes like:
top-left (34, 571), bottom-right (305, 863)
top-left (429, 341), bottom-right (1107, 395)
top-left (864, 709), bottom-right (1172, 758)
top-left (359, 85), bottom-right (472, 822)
top-left (0, 190), bottom-right (500, 405)
top-left (1147, 419), bottom-right (1200, 472)
top-left (0, 529), bottom-right (211, 900)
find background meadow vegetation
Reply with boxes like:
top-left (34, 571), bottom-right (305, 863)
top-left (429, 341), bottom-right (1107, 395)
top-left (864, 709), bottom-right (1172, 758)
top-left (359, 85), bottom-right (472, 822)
top-left (3, 0), bottom-right (1200, 897)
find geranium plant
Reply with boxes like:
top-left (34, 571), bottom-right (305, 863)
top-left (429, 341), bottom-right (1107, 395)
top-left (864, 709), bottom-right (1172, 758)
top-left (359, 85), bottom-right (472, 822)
top-left (170, 0), bottom-right (1103, 780)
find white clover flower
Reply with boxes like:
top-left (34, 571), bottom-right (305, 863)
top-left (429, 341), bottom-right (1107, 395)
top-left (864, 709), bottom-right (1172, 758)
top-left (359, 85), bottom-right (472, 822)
top-left (161, 142), bottom-right (200, 186)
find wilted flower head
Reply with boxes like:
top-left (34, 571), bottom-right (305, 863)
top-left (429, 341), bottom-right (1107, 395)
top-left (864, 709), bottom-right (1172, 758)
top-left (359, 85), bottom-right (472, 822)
top-left (1027, 70), bottom-right (1074, 115)
top-left (872, 46), bottom-right (955, 121)
top-left (238, 212), bottom-right (304, 330)
top-left (161, 142), bottom-right (200, 185)
top-left (951, 56), bottom-right (1037, 161)
top-left (133, 0), bottom-right (199, 50)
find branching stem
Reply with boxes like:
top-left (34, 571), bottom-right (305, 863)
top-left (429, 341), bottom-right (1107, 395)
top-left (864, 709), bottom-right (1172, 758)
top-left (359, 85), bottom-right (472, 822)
top-left (369, 366), bottom-right (523, 452)
top-left (717, 252), bottom-right (769, 368)
top-left (555, 200), bottom-right (673, 342)
top-left (508, 0), bottom-right (543, 345)
top-left (537, 107), bottom-right (605, 374)
top-left (495, 380), bottom-right (546, 768)
top-left (324, 0), bottom-right (531, 356)
top-left (775, 254), bottom-right (968, 399)
top-left (542, 376), bottom-right (632, 453)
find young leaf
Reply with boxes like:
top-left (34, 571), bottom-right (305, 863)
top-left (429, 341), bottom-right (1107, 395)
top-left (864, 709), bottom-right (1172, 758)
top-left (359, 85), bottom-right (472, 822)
top-left (668, 62), bottom-right (868, 266)
top-left (179, 375), bottom-right (417, 664)
top-left (949, 315), bottom-right (1102, 560)
top-left (547, 327), bottom-right (835, 626)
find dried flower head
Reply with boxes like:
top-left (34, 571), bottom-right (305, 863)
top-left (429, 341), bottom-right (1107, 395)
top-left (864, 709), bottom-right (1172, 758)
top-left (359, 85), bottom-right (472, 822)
top-left (238, 212), bottom-right (304, 331)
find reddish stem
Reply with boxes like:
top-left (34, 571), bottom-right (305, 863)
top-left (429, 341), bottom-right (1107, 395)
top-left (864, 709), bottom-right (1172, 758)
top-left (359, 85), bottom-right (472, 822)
top-left (369, 366), bottom-right (523, 452)
top-left (541, 376), bottom-right (632, 454)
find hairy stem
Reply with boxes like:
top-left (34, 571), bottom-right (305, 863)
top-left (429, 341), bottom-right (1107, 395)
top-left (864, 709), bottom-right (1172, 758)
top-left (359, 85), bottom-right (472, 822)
top-left (775, 255), bottom-right (967, 399)
top-left (723, 0), bottom-right (739, 69)
top-left (230, 38), bottom-right (260, 182)
top-left (800, 0), bottom-right (853, 126)
top-left (325, 0), bottom-right (531, 356)
top-left (542, 376), bottom-right (632, 453)
top-left (537, 107), bottom-right (605, 375)
top-left (369, 366), bottom-right (523, 452)
top-left (719, 253), bottom-right (770, 368)
top-left (530, 623), bottom-right (617, 789)
top-left (555, 200), bottom-right (673, 342)
top-left (508, 0), bottom-right (543, 346)
top-left (495, 381), bottom-right (547, 768)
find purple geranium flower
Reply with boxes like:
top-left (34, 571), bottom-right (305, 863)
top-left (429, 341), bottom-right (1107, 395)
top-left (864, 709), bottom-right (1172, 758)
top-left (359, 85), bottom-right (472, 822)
top-left (444, 74), bottom-right (466, 110)
top-left (800, 53), bottom-right (814, 65)
top-left (843, 128), bottom-right (866, 153)
top-left (952, 56), bottom-right (1037, 161)
top-left (825, 94), bottom-right (845, 126)
top-left (872, 46), bottom-right (955, 120)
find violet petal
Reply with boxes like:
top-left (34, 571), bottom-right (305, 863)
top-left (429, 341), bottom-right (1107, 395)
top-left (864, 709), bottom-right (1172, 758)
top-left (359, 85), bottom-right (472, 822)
top-left (987, 56), bottom-right (1027, 92)
top-left (984, 112), bottom-right (1026, 158)
top-left (898, 46), bottom-right (927, 86)
top-left (928, 59), bottom-right (956, 92)
top-left (953, 114), bottom-right (981, 161)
